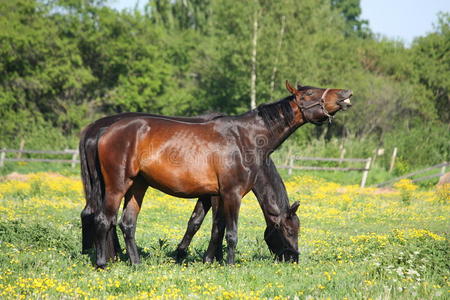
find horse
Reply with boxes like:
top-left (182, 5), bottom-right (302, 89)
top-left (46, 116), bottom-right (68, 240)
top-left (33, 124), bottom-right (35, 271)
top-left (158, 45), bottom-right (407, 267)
top-left (80, 113), bottom-right (298, 264)
top-left (175, 157), bottom-right (297, 263)
top-left (91, 81), bottom-right (352, 268)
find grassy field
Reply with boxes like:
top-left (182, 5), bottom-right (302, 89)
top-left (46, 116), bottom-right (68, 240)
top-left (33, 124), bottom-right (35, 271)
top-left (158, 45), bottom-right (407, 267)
top-left (0, 172), bottom-right (448, 299)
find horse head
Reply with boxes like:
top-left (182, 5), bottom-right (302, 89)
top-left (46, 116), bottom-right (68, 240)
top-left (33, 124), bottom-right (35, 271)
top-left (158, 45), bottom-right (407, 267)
top-left (286, 80), bottom-right (352, 125)
top-left (264, 201), bottom-right (300, 262)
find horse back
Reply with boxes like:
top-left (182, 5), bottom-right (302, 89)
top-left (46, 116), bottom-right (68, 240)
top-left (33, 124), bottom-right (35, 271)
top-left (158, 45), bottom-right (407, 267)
top-left (98, 117), bottom-right (233, 197)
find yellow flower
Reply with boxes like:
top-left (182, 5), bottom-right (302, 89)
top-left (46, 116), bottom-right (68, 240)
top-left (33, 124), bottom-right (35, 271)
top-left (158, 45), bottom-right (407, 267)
top-left (393, 179), bottom-right (418, 192)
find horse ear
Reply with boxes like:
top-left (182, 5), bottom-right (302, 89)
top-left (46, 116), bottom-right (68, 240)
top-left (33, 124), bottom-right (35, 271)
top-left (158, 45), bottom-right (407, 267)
top-left (285, 80), bottom-right (298, 95)
top-left (289, 201), bottom-right (300, 216)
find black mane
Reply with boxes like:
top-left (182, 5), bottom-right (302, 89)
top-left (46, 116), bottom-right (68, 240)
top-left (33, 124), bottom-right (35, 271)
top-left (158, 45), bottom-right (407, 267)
top-left (257, 95), bottom-right (295, 134)
top-left (266, 159), bottom-right (290, 212)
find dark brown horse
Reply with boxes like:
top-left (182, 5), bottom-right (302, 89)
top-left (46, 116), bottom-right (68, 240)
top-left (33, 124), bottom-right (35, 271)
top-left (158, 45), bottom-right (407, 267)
top-left (91, 81), bottom-right (352, 268)
top-left (80, 113), bottom-right (298, 263)
top-left (175, 157), bottom-right (298, 263)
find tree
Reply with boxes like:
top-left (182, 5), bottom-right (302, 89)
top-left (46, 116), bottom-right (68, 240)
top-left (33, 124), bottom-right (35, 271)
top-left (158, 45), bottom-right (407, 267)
top-left (0, 0), bottom-right (94, 144)
top-left (411, 13), bottom-right (450, 123)
top-left (330, 0), bottom-right (369, 37)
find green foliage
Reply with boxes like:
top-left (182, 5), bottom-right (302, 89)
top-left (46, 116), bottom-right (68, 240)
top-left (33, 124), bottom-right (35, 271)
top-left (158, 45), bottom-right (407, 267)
top-left (0, 0), bottom-right (448, 169)
top-left (384, 121), bottom-right (450, 170)
top-left (411, 13), bottom-right (450, 123)
top-left (330, 0), bottom-right (369, 36)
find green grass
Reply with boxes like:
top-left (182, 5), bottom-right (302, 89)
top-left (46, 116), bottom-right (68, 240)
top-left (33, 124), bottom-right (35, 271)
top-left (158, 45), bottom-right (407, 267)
top-left (0, 162), bottom-right (80, 177)
top-left (0, 173), bottom-right (448, 299)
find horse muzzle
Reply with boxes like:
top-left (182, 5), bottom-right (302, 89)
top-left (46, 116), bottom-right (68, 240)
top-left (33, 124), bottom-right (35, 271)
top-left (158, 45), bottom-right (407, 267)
top-left (338, 90), bottom-right (353, 111)
top-left (277, 249), bottom-right (299, 263)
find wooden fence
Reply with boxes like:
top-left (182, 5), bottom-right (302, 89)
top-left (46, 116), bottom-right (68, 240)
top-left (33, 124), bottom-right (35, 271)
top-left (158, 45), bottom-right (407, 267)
top-left (2, 148), bottom-right (446, 188)
top-left (376, 162), bottom-right (449, 187)
top-left (0, 149), bottom-right (79, 168)
top-left (277, 156), bottom-right (372, 188)
top-left (1, 148), bottom-right (373, 186)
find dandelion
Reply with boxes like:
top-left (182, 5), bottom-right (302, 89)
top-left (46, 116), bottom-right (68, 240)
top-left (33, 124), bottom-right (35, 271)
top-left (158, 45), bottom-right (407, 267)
top-left (394, 179), bottom-right (418, 205)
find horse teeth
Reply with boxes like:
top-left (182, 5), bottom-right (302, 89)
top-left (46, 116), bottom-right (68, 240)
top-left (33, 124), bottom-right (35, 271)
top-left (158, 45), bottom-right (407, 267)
top-left (343, 99), bottom-right (351, 104)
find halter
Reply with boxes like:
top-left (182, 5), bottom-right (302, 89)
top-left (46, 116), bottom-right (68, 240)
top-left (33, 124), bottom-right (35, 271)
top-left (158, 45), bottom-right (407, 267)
top-left (296, 88), bottom-right (333, 125)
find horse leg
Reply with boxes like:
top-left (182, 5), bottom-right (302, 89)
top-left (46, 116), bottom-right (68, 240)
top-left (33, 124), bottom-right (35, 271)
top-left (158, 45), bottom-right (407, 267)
top-left (111, 226), bottom-right (122, 255)
top-left (211, 196), bottom-right (225, 262)
top-left (95, 185), bottom-right (129, 268)
top-left (203, 196), bottom-right (226, 263)
top-left (176, 195), bottom-right (212, 262)
top-left (81, 205), bottom-right (95, 253)
top-left (221, 191), bottom-right (241, 265)
top-left (119, 176), bottom-right (148, 265)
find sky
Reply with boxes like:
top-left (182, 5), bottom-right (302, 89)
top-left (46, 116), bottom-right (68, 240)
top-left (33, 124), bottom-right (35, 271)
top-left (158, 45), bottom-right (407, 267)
top-left (360, 0), bottom-right (449, 45)
top-left (108, 0), bottom-right (450, 45)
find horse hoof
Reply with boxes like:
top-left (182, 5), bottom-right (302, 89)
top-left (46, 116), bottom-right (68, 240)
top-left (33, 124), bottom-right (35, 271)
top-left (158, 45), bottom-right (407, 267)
top-left (96, 260), bottom-right (107, 269)
top-left (175, 249), bottom-right (188, 263)
top-left (214, 252), bottom-right (223, 263)
top-left (203, 256), bottom-right (215, 264)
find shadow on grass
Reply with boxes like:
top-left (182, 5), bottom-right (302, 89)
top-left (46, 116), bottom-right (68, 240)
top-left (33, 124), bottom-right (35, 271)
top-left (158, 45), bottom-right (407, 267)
top-left (82, 238), bottom-right (276, 268)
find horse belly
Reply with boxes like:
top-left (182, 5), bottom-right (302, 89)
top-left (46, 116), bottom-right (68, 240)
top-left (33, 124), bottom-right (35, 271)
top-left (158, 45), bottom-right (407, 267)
top-left (136, 121), bottom-right (224, 197)
top-left (140, 160), bottom-right (219, 198)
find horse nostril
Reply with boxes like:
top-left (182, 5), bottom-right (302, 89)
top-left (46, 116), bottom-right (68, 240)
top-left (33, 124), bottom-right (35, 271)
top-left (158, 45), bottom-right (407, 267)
top-left (340, 89), bottom-right (352, 98)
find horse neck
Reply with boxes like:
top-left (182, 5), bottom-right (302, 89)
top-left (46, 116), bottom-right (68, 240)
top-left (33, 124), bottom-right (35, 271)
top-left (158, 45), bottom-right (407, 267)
top-left (253, 159), bottom-right (290, 225)
top-left (260, 186), bottom-right (290, 227)
top-left (256, 98), bottom-right (306, 152)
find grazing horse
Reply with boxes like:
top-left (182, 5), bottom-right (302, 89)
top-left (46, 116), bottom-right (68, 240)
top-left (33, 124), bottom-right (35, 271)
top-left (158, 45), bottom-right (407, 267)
top-left (175, 157), bottom-right (298, 263)
top-left (92, 81), bottom-right (352, 268)
top-left (80, 113), bottom-right (298, 263)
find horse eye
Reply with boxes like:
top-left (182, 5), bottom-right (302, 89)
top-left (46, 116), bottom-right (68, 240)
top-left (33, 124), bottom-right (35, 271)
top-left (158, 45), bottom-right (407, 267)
top-left (305, 91), bottom-right (314, 96)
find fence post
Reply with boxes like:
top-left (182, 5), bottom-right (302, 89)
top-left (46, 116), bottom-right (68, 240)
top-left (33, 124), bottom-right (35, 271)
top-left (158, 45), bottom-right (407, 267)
top-left (339, 148), bottom-right (346, 165)
top-left (284, 146), bottom-right (292, 166)
top-left (441, 162), bottom-right (447, 176)
top-left (360, 157), bottom-right (372, 188)
top-left (389, 147), bottom-right (397, 173)
top-left (0, 149), bottom-right (5, 167)
top-left (71, 151), bottom-right (79, 168)
top-left (17, 139), bottom-right (25, 159)
top-left (288, 156), bottom-right (294, 176)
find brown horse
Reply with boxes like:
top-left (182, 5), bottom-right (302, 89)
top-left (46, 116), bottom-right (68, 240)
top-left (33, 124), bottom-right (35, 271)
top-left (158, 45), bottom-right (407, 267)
top-left (80, 112), bottom-right (223, 257)
top-left (80, 113), bottom-right (299, 263)
top-left (94, 81), bottom-right (352, 268)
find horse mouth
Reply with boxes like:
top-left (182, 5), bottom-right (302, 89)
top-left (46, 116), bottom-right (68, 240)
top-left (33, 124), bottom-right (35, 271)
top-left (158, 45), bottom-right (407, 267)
top-left (338, 97), bottom-right (352, 110)
top-left (277, 249), bottom-right (299, 263)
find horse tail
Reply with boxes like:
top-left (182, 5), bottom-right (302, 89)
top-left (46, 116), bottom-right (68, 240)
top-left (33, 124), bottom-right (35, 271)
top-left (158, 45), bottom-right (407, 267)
top-left (80, 123), bottom-right (121, 257)
top-left (79, 125), bottom-right (102, 253)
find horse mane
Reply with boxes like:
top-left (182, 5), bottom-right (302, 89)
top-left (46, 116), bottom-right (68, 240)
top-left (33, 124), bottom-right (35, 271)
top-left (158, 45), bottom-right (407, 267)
top-left (257, 95), bottom-right (295, 134)
top-left (196, 112), bottom-right (226, 121)
top-left (266, 159), bottom-right (290, 213)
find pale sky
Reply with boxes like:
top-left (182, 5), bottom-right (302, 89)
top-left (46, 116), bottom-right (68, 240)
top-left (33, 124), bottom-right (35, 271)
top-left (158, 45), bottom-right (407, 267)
top-left (108, 0), bottom-right (450, 45)
top-left (360, 0), bottom-right (449, 45)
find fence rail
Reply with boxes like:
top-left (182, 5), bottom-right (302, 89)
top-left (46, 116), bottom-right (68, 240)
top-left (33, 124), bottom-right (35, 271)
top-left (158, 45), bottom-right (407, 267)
top-left (2, 148), bottom-right (446, 188)
top-left (0, 148), bottom-right (79, 168)
top-left (376, 162), bottom-right (448, 187)
top-left (290, 156), bottom-right (369, 162)
top-left (277, 156), bottom-right (372, 187)
top-left (1, 149), bottom-right (77, 155)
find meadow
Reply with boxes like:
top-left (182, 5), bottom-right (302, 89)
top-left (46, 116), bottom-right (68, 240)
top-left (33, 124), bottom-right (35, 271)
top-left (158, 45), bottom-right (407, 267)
top-left (0, 172), bottom-right (448, 299)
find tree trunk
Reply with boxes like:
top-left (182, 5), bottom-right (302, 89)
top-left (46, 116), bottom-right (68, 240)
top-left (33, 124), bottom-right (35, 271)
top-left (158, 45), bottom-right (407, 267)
top-left (250, 6), bottom-right (259, 109)
top-left (270, 15), bottom-right (285, 100)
